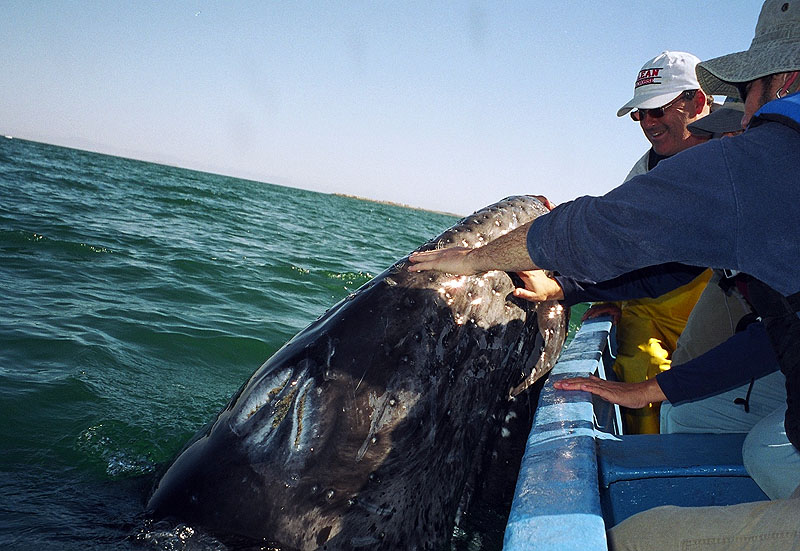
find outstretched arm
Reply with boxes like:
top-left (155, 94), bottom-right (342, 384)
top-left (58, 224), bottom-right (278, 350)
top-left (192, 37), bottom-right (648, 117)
top-left (553, 376), bottom-right (666, 409)
top-left (408, 221), bottom-right (539, 275)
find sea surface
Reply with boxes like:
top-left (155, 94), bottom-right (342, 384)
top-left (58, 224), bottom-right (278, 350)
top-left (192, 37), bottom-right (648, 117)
top-left (0, 138), bottom-right (581, 550)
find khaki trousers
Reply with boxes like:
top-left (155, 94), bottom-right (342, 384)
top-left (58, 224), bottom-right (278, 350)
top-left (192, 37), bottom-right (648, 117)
top-left (608, 484), bottom-right (800, 551)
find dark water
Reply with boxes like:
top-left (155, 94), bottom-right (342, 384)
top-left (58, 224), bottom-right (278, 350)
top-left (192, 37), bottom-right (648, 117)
top-left (0, 138), bottom-right (582, 550)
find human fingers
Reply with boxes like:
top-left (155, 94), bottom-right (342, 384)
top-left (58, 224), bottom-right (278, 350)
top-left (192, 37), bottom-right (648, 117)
top-left (554, 376), bottom-right (622, 402)
top-left (408, 249), bottom-right (450, 272)
top-left (408, 247), bottom-right (468, 262)
top-left (408, 249), bottom-right (442, 263)
top-left (515, 271), bottom-right (545, 302)
top-left (516, 270), bottom-right (564, 302)
top-left (556, 375), bottom-right (664, 409)
top-left (513, 287), bottom-right (543, 302)
top-left (555, 377), bottom-right (653, 409)
top-left (581, 304), bottom-right (621, 323)
top-left (552, 375), bottom-right (601, 390)
top-left (407, 259), bottom-right (443, 272)
top-left (530, 195), bottom-right (555, 210)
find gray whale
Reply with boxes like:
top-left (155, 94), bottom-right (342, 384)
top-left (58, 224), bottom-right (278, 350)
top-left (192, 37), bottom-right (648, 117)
top-left (147, 196), bottom-right (568, 550)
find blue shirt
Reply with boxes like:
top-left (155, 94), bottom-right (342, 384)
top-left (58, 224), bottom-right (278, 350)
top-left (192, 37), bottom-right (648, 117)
top-left (555, 263), bottom-right (704, 307)
top-left (528, 97), bottom-right (800, 403)
top-left (527, 119), bottom-right (800, 297)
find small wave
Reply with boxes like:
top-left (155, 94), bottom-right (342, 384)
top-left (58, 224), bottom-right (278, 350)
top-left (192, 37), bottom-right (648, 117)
top-left (77, 422), bottom-right (157, 478)
top-left (320, 269), bottom-right (374, 291)
top-left (0, 229), bottom-right (114, 256)
top-left (133, 520), bottom-right (231, 551)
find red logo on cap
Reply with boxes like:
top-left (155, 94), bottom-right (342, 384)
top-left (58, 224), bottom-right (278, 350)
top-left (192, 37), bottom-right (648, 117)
top-left (635, 68), bottom-right (662, 88)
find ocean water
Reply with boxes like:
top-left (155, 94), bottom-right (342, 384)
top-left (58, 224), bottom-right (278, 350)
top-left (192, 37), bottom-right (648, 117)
top-left (0, 138), bottom-right (581, 550)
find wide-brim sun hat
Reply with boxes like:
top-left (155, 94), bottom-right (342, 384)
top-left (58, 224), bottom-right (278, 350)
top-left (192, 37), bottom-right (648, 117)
top-left (617, 51), bottom-right (703, 117)
top-left (697, 0), bottom-right (800, 97)
top-left (687, 97), bottom-right (746, 136)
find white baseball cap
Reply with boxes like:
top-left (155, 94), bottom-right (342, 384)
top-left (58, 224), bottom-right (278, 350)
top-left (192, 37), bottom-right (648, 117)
top-left (617, 51), bottom-right (703, 117)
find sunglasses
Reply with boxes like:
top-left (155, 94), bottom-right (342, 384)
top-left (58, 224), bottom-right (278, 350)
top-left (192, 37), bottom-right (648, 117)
top-left (630, 90), bottom-right (697, 121)
top-left (735, 81), bottom-right (754, 102)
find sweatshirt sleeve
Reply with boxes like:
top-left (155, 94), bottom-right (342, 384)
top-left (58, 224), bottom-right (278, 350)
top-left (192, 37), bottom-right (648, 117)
top-left (554, 263), bottom-right (705, 307)
top-left (526, 140), bottom-right (739, 282)
top-left (655, 321), bottom-right (779, 403)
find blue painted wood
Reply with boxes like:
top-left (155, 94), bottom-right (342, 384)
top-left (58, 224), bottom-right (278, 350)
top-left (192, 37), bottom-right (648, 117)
top-left (599, 433), bottom-right (754, 483)
top-left (503, 318), bottom-right (613, 551)
top-left (597, 433), bottom-right (769, 526)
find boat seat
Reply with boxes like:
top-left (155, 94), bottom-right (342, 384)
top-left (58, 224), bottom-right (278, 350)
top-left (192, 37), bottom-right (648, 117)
top-left (597, 432), bottom-right (769, 527)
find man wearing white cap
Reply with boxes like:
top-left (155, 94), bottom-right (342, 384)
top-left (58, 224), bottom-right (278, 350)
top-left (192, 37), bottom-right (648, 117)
top-left (580, 51), bottom-right (715, 434)
top-left (409, 0), bottom-right (800, 546)
top-left (618, 51), bottom-right (714, 177)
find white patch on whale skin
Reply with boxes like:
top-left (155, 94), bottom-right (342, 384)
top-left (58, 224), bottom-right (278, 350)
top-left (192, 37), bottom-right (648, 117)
top-left (228, 365), bottom-right (320, 458)
top-left (440, 276), bottom-right (467, 293)
top-left (288, 377), bottom-right (317, 453)
top-left (356, 389), bottom-right (419, 462)
top-left (231, 368), bottom-right (293, 432)
top-left (547, 303), bottom-right (565, 318)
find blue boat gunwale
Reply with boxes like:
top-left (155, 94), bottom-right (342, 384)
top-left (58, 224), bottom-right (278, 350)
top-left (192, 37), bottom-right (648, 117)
top-left (503, 317), bottom-right (613, 551)
top-left (502, 316), bottom-right (768, 551)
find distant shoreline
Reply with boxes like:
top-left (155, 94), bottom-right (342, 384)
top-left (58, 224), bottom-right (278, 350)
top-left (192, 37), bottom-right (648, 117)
top-left (332, 193), bottom-right (462, 218)
top-left (2, 136), bottom-right (465, 218)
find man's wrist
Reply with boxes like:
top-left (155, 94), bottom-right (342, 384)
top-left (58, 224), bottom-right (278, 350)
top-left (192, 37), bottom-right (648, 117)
top-left (640, 378), bottom-right (667, 404)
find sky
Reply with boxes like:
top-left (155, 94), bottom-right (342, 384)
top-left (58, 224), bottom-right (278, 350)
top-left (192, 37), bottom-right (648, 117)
top-left (2, 1), bottom-right (766, 215)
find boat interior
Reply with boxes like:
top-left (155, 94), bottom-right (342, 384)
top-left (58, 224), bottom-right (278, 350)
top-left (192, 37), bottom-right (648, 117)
top-left (503, 316), bottom-right (768, 550)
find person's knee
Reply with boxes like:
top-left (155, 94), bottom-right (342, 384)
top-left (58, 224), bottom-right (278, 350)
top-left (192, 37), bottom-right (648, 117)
top-left (742, 424), bottom-right (767, 466)
top-left (607, 506), bottom-right (682, 551)
top-left (659, 401), bottom-right (676, 433)
top-left (742, 408), bottom-right (800, 499)
top-left (659, 401), bottom-right (695, 433)
top-left (742, 422), bottom-right (778, 497)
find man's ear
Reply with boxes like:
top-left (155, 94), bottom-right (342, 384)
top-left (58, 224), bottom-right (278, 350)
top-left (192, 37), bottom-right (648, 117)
top-left (781, 71), bottom-right (800, 95)
top-left (694, 89), bottom-right (710, 116)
